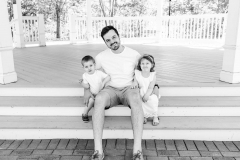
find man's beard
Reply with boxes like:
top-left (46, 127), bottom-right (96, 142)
top-left (110, 42), bottom-right (120, 50)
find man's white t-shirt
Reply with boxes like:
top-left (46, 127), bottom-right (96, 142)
top-left (82, 70), bottom-right (108, 95)
top-left (95, 46), bottom-right (141, 88)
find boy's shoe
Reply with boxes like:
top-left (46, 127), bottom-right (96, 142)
top-left (91, 150), bottom-right (104, 160)
top-left (82, 114), bottom-right (89, 123)
top-left (132, 150), bottom-right (143, 160)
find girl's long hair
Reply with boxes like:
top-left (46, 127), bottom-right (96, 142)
top-left (136, 54), bottom-right (155, 72)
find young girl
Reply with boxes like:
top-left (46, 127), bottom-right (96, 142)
top-left (134, 54), bottom-right (160, 126)
top-left (81, 55), bottom-right (110, 123)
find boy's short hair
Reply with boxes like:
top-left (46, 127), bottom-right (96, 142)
top-left (101, 25), bottom-right (119, 40)
top-left (81, 55), bottom-right (95, 66)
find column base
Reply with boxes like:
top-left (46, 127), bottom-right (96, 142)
top-left (220, 70), bottom-right (240, 84)
top-left (0, 72), bottom-right (17, 85)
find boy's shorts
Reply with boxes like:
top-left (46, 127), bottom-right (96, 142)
top-left (99, 85), bottom-right (140, 109)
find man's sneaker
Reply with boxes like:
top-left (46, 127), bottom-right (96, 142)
top-left (132, 150), bottom-right (143, 160)
top-left (91, 150), bottom-right (104, 160)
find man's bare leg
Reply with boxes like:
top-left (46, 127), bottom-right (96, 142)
top-left (127, 91), bottom-right (144, 154)
top-left (92, 92), bottom-right (110, 154)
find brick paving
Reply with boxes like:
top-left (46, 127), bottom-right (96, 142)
top-left (1, 140), bottom-right (240, 160)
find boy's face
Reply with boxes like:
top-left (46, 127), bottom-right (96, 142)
top-left (103, 30), bottom-right (120, 51)
top-left (83, 60), bottom-right (95, 75)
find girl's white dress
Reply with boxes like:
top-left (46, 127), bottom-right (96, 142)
top-left (135, 70), bottom-right (160, 118)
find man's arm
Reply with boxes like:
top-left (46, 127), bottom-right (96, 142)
top-left (131, 76), bottom-right (139, 89)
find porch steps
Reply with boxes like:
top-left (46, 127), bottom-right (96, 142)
top-left (1, 96), bottom-right (240, 116)
top-left (0, 82), bottom-right (240, 140)
top-left (1, 82), bottom-right (240, 97)
top-left (1, 116), bottom-right (240, 140)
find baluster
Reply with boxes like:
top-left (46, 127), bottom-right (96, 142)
top-left (210, 17), bottom-right (214, 39)
top-left (190, 17), bottom-right (193, 39)
top-left (30, 19), bottom-right (33, 42)
top-left (172, 18), bottom-right (175, 38)
top-left (207, 17), bottom-right (210, 39)
top-left (33, 19), bottom-right (36, 41)
top-left (214, 17), bottom-right (218, 39)
top-left (179, 18), bottom-right (182, 39)
top-left (140, 19), bottom-right (142, 38)
top-left (217, 17), bottom-right (221, 39)
top-left (193, 17), bottom-right (196, 39)
top-left (177, 18), bottom-right (180, 39)
top-left (217, 16), bottom-right (221, 40)
top-left (36, 19), bottom-right (39, 41)
top-left (196, 17), bottom-right (199, 39)
top-left (185, 18), bottom-right (188, 39)
top-left (165, 18), bottom-right (168, 38)
top-left (200, 18), bottom-right (203, 39)
top-left (203, 18), bottom-right (206, 39)
top-left (27, 20), bottom-right (31, 42)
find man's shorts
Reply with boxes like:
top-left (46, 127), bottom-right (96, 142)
top-left (99, 86), bottom-right (140, 109)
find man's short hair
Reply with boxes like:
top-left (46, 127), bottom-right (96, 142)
top-left (101, 25), bottom-right (119, 40)
top-left (81, 55), bottom-right (95, 66)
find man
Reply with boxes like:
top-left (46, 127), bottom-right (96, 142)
top-left (83, 26), bottom-right (157, 160)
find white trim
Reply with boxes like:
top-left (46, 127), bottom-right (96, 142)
top-left (0, 72), bottom-right (17, 85)
top-left (0, 88), bottom-right (84, 96)
top-left (1, 129), bottom-right (240, 141)
top-left (1, 87), bottom-right (240, 96)
top-left (220, 70), bottom-right (240, 84)
top-left (1, 107), bottom-right (240, 117)
top-left (160, 87), bottom-right (240, 96)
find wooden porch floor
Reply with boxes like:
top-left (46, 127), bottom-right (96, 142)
top-left (4, 43), bottom-right (227, 86)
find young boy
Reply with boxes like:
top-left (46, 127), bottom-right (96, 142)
top-left (81, 55), bottom-right (110, 123)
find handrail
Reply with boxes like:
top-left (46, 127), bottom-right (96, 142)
top-left (71, 14), bottom-right (228, 43)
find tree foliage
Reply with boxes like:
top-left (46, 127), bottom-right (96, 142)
top-left (163, 0), bottom-right (229, 16)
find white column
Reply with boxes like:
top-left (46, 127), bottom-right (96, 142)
top-left (38, 14), bottom-right (46, 46)
top-left (86, 0), bottom-right (93, 42)
top-left (13, 0), bottom-right (25, 48)
top-left (0, 0), bottom-right (17, 84)
top-left (156, 0), bottom-right (164, 42)
top-left (69, 14), bottom-right (77, 44)
top-left (220, 0), bottom-right (240, 83)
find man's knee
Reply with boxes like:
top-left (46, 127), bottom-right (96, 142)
top-left (94, 92), bottom-right (110, 108)
top-left (127, 91), bottom-right (141, 107)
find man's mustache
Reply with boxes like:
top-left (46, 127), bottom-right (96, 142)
top-left (111, 42), bottom-right (117, 46)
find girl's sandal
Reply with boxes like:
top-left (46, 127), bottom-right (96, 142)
top-left (143, 117), bottom-right (147, 124)
top-left (82, 114), bottom-right (89, 123)
top-left (152, 117), bottom-right (160, 126)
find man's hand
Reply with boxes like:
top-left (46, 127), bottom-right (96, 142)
top-left (83, 88), bottom-right (94, 105)
top-left (142, 94), bottom-right (149, 103)
top-left (131, 81), bottom-right (138, 89)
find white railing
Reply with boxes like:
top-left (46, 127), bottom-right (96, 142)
top-left (11, 14), bottom-right (46, 47)
top-left (22, 16), bottom-right (39, 43)
top-left (91, 17), bottom-right (157, 40)
top-left (159, 14), bottom-right (227, 41)
top-left (70, 14), bottom-right (227, 44)
top-left (75, 17), bottom-right (87, 40)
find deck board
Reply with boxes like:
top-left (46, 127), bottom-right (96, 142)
top-left (7, 43), bottom-right (225, 86)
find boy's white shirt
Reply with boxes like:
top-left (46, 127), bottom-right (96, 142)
top-left (82, 70), bottom-right (108, 95)
top-left (95, 46), bottom-right (141, 88)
